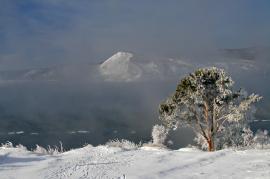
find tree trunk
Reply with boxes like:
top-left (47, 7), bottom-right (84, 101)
top-left (207, 138), bottom-right (215, 151)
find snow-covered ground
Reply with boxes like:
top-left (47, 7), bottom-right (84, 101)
top-left (0, 145), bottom-right (270, 179)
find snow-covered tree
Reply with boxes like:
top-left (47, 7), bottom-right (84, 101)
top-left (151, 124), bottom-right (168, 146)
top-left (254, 129), bottom-right (269, 149)
top-left (159, 67), bottom-right (262, 151)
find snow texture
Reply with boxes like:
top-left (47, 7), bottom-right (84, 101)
top-left (0, 145), bottom-right (270, 179)
top-left (99, 52), bottom-right (142, 82)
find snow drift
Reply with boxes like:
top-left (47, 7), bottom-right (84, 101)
top-left (0, 144), bottom-right (270, 179)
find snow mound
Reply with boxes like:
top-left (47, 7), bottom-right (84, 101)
top-left (177, 147), bottom-right (201, 152)
top-left (99, 52), bottom-right (142, 82)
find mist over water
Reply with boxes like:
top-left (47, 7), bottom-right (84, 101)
top-left (0, 79), bottom-right (189, 149)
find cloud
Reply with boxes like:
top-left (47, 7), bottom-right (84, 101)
top-left (1, 0), bottom-right (270, 69)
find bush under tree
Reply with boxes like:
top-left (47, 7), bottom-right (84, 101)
top-left (151, 124), bottom-right (168, 146)
top-left (254, 129), bottom-right (270, 149)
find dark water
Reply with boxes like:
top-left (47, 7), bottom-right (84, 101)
top-left (0, 80), bottom-right (194, 149)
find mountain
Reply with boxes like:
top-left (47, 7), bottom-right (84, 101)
top-left (99, 52), bottom-right (194, 82)
top-left (220, 47), bottom-right (258, 60)
top-left (0, 48), bottom-right (269, 83)
top-left (0, 68), bottom-right (57, 83)
top-left (0, 65), bottom-right (98, 83)
top-left (99, 52), bottom-right (142, 82)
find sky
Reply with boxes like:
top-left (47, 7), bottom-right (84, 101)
top-left (1, 0), bottom-right (270, 69)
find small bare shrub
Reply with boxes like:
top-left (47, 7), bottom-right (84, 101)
top-left (1, 141), bottom-right (14, 148)
top-left (254, 129), bottom-right (270, 149)
top-left (33, 142), bottom-right (64, 155)
top-left (151, 125), bottom-right (168, 146)
top-left (105, 139), bottom-right (141, 150)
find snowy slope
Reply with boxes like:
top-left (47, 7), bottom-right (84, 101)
top-left (99, 52), bottom-right (142, 82)
top-left (99, 52), bottom-right (194, 82)
top-left (0, 145), bottom-right (270, 179)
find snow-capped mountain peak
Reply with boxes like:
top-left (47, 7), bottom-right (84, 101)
top-left (99, 52), bottom-right (142, 82)
top-left (100, 52), bottom-right (134, 68)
